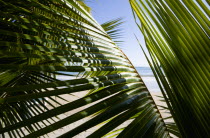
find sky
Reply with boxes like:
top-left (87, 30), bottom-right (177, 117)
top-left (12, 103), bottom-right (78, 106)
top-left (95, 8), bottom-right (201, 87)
top-left (85, 0), bottom-right (149, 67)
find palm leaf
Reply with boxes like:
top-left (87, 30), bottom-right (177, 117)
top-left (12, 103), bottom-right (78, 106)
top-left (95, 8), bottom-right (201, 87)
top-left (76, 0), bottom-right (91, 13)
top-left (101, 18), bottom-right (124, 46)
top-left (0, 0), bottom-right (170, 137)
top-left (130, 0), bottom-right (209, 137)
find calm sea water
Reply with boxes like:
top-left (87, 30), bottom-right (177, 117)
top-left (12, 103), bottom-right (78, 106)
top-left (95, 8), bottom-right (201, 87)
top-left (135, 67), bottom-right (160, 92)
top-left (135, 67), bottom-right (154, 77)
top-left (56, 67), bottom-right (160, 92)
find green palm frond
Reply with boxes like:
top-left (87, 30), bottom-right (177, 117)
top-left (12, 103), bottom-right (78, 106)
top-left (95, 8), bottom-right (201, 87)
top-left (101, 18), bottom-right (124, 46)
top-left (76, 0), bottom-right (91, 13)
top-left (130, 0), bottom-right (209, 137)
top-left (0, 0), bottom-right (169, 137)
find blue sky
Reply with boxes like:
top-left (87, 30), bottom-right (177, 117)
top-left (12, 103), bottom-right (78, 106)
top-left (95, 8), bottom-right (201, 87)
top-left (85, 0), bottom-right (149, 67)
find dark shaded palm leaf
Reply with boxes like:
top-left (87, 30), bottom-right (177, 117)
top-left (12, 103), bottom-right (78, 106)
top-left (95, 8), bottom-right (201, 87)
top-left (130, 0), bottom-right (209, 137)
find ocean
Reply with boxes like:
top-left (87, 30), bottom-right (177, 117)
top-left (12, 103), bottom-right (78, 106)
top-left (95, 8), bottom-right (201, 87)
top-left (135, 67), bottom-right (160, 92)
top-left (56, 67), bottom-right (160, 93)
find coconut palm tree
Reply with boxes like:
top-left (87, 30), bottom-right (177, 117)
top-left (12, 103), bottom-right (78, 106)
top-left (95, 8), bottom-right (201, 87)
top-left (0, 0), bottom-right (170, 137)
top-left (0, 0), bottom-right (209, 138)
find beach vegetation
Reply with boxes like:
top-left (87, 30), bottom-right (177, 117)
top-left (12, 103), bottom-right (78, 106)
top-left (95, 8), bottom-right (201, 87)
top-left (0, 0), bottom-right (209, 137)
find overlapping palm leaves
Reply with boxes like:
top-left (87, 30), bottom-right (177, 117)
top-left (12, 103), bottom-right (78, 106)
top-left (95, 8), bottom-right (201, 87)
top-left (130, 0), bottom-right (209, 137)
top-left (0, 0), bottom-right (170, 137)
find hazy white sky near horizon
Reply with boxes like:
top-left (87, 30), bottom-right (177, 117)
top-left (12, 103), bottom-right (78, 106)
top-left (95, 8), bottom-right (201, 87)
top-left (85, 0), bottom-right (150, 67)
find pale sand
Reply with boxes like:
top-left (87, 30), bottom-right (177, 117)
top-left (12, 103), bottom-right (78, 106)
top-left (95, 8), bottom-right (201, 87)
top-left (42, 92), bottom-right (174, 138)
top-left (3, 91), bottom-right (174, 138)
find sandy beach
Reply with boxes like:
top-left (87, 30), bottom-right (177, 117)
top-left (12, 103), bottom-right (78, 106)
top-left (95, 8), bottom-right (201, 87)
top-left (3, 91), bottom-right (173, 138)
top-left (42, 91), bottom-right (173, 138)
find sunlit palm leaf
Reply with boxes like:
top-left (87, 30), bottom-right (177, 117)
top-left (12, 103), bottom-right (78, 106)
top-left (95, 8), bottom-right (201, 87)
top-left (76, 0), bottom-right (91, 13)
top-left (101, 18), bottom-right (124, 46)
top-left (0, 0), bottom-right (169, 137)
top-left (130, 0), bottom-right (209, 137)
